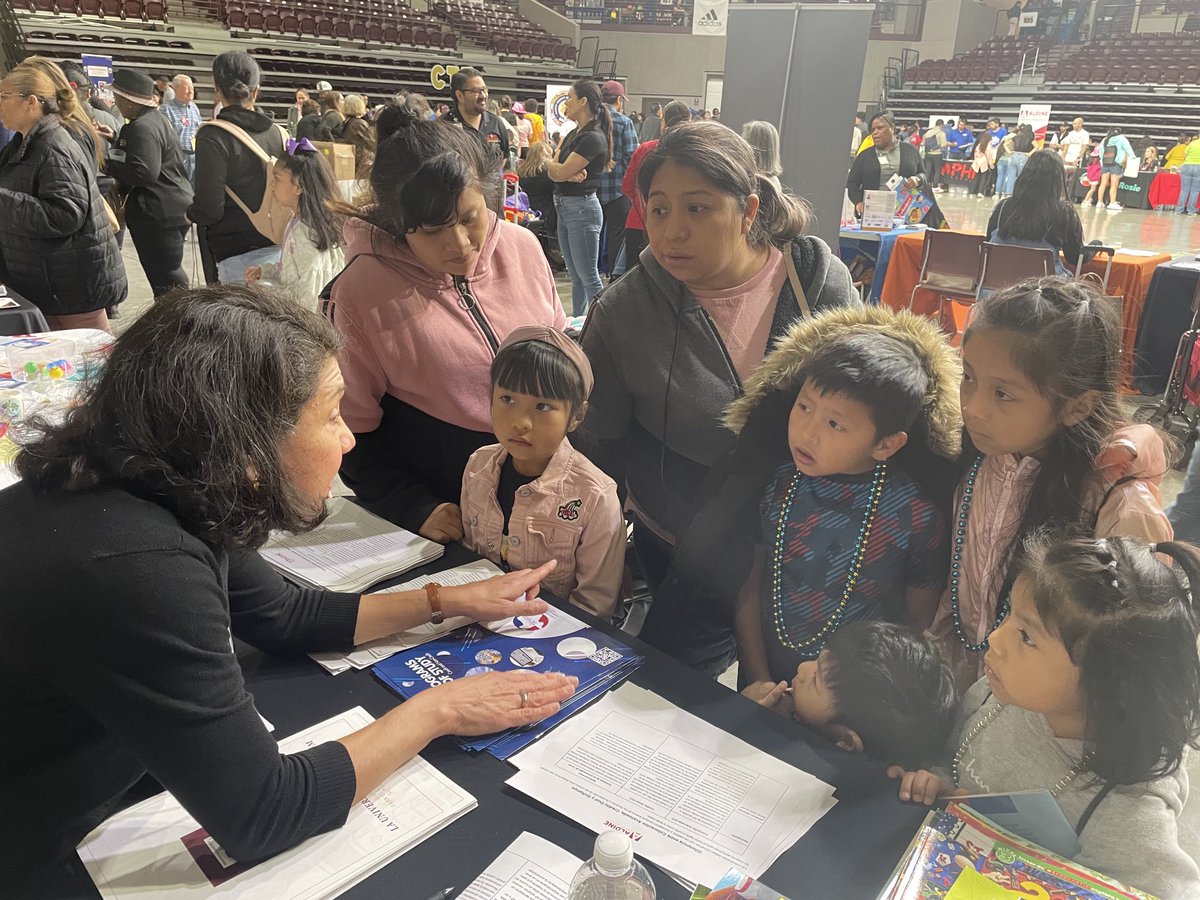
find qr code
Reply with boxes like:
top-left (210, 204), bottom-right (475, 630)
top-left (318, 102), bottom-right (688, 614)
top-left (589, 647), bottom-right (623, 667)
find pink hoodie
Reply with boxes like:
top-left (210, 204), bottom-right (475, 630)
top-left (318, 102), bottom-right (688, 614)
top-left (330, 212), bottom-right (567, 434)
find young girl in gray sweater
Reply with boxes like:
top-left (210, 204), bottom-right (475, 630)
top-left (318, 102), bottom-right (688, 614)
top-left (891, 535), bottom-right (1200, 899)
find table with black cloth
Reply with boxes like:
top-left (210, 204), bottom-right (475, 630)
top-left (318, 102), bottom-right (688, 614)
top-left (44, 543), bottom-right (927, 899)
top-left (1133, 258), bottom-right (1200, 395)
top-left (1115, 171), bottom-right (1156, 210)
top-left (0, 285), bottom-right (49, 336)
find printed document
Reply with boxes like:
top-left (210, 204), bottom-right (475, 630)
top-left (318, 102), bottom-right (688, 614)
top-left (507, 683), bottom-right (836, 888)
top-left (77, 707), bottom-right (476, 900)
top-left (459, 832), bottom-right (584, 900)
top-left (260, 497), bottom-right (444, 592)
top-left (309, 559), bottom-right (504, 674)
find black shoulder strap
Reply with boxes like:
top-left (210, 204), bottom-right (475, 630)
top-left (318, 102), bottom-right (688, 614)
top-left (1075, 782), bottom-right (1115, 836)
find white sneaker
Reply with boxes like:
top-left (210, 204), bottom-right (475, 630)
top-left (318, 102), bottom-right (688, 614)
top-left (1107, 202), bottom-right (1122, 210)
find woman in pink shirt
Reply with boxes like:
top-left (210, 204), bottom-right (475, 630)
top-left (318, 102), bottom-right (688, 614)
top-left (326, 109), bottom-right (566, 543)
top-left (580, 122), bottom-right (858, 675)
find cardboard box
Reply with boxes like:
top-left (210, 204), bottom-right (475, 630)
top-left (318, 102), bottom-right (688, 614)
top-left (311, 142), bottom-right (355, 181)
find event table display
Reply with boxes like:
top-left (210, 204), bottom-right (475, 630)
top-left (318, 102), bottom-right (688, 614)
top-left (1133, 258), bottom-right (1200, 395)
top-left (0, 284), bottom-right (49, 337)
top-left (879, 231), bottom-right (1171, 389)
top-left (41, 539), bottom-right (928, 899)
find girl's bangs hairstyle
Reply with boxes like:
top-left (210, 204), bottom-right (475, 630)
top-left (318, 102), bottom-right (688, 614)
top-left (490, 340), bottom-right (586, 413)
top-left (1020, 534), bottom-right (1200, 787)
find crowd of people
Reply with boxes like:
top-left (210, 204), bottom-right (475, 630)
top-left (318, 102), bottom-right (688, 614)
top-left (2, 47), bottom-right (1200, 900)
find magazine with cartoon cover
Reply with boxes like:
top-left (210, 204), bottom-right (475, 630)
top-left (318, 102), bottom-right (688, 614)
top-left (373, 605), bottom-right (644, 757)
top-left (882, 803), bottom-right (1159, 900)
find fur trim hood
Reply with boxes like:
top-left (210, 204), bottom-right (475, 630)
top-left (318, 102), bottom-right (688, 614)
top-left (723, 305), bottom-right (963, 461)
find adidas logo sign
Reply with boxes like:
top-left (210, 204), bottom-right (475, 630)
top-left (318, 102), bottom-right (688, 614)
top-left (701, 8), bottom-right (720, 22)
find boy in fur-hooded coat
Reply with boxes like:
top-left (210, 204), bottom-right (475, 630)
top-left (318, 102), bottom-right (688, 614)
top-left (655, 305), bottom-right (963, 681)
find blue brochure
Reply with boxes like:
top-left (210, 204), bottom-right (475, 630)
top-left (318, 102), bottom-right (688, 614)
top-left (373, 606), bottom-right (644, 759)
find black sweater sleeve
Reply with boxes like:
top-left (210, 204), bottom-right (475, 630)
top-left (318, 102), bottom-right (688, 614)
top-left (846, 148), bottom-right (873, 205)
top-left (188, 126), bottom-right (230, 226)
top-left (54, 546), bottom-right (358, 863)
top-left (228, 550), bottom-right (360, 653)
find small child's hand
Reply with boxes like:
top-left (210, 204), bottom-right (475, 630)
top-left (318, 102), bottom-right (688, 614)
top-left (244, 266), bottom-right (262, 284)
top-left (886, 766), bottom-right (959, 805)
top-left (741, 680), bottom-right (792, 717)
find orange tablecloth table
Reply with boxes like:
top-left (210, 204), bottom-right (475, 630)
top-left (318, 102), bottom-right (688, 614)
top-left (879, 231), bottom-right (1171, 388)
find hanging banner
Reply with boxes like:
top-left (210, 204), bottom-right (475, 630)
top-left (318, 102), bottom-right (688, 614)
top-left (545, 84), bottom-right (576, 139)
top-left (81, 53), bottom-right (113, 104)
top-left (692, 0), bottom-right (728, 36)
top-left (1017, 103), bottom-right (1052, 148)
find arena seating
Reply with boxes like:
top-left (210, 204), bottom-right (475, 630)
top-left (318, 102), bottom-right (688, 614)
top-left (1043, 32), bottom-right (1200, 85)
top-left (428, 0), bottom-right (574, 60)
top-left (903, 36), bottom-right (1051, 84)
top-left (21, 0), bottom-right (168, 21)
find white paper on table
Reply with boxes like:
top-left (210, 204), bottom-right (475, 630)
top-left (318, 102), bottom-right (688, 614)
top-left (77, 707), bottom-right (477, 900)
top-left (260, 497), bottom-right (444, 593)
top-left (459, 832), bottom-right (584, 900)
top-left (861, 190), bottom-right (895, 230)
top-left (1117, 248), bottom-right (1162, 257)
top-left (507, 683), bottom-right (836, 889)
top-left (308, 559), bottom-right (504, 674)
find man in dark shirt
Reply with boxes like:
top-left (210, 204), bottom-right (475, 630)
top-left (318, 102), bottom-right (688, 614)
top-left (442, 67), bottom-right (510, 170)
top-left (107, 68), bottom-right (193, 296)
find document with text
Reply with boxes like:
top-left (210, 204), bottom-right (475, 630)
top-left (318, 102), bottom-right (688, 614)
top-left (507, 683), bottom-right (836, 889)
top-left (309, 559), bottom-right (504, 674)
top-left (77, 707), bottom-right (476, 900)
top-left (459, 832), bottom-right (584, 900)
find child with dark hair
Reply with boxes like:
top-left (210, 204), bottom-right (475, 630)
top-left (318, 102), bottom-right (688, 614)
top-left (245, 141), bottom-right (344, 310)
top-left (745, 621), bottom-right (958, 769)
top-left (927, 277), bottom-right (1172, 686)
top-left (893, 535), bottom-right (1200, 897)
top-left (460, 326), bottom-right (625, 618)
top-left (718, 306), bottom-right (962, 688)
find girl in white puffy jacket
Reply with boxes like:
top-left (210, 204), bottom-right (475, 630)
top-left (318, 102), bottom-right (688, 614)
top-left (245, 139), bottom-right (344, 309)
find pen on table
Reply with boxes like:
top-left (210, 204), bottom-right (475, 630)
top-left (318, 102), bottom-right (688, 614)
top-left (423, 887), bottom-right (456, 900)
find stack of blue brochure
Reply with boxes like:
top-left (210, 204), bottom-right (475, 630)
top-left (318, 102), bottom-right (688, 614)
top-left (373, 605), bottom-right (644, 759)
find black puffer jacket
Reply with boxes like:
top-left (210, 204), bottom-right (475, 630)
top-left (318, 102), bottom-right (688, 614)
top-left (0, 116), bottom-right (127, 315)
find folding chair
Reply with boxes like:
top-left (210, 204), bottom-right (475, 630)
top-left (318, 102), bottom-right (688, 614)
top-left (908, 230), bottom-right (984, 311)
top-left (975, 242), bottom-right (1058, 301)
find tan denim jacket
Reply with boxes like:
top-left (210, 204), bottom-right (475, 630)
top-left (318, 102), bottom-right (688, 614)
top-left (460, 439), bottom-right (625, 618)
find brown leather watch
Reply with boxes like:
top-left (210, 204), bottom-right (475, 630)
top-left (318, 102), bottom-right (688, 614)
top-left (424, 582), bottom-right (445, 625)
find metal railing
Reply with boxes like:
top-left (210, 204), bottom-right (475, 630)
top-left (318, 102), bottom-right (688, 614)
top-left (1016, 45), bottom-right (1042, 83)
top-left (0, 0), bottom-right (26, 74)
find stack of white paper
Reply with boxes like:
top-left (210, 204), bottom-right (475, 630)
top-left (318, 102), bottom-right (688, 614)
top-left (260, 497), bottom-right (444, 592)
top-left (459, 832), bottom-right (585, 900)
top-left (77, 707), bottom-right (476, 900)
top-left (507, 683), bottom-right (837, 890)
top-left (309, 559), bottom-right (504, 675)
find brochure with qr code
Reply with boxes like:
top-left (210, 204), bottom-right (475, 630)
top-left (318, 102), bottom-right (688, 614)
top-left (373, 606), bottom-right (644, 759)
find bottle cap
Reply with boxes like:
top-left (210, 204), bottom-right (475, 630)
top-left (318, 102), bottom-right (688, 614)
top-left (594, 831), bottom-right (633, 875)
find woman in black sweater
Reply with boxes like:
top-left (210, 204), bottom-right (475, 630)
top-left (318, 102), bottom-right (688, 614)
top-left (986, 148), bottom-right (1083, 276)
top-left (0, 286), bottom-right (574, 894)
top-left (845, 111), bottom-right (924, 211)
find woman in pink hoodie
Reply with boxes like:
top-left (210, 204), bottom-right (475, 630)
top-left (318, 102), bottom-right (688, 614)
top-left (325, 108), bottom-right (566, 543)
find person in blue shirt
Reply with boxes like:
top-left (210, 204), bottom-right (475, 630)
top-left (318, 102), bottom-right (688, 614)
top-left (944, 118), bottom-right (974, 159)
top-left (598, 80), bottom-right (638, 280)
top-left (1096, 127), bottom-right (1136, 211)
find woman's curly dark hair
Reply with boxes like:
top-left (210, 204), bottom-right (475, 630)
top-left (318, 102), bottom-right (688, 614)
top-left (14, 285), bottom-right (342, 551)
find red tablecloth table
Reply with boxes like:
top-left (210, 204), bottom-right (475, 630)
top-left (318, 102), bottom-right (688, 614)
top-left (1148, 171), bottom-right (1182, 210)
top-left (879, 231), bottom-right (1172, 389)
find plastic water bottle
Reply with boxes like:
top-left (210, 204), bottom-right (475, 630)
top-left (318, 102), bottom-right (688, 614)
top-left (566, 832), bottom-right (656, 900)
